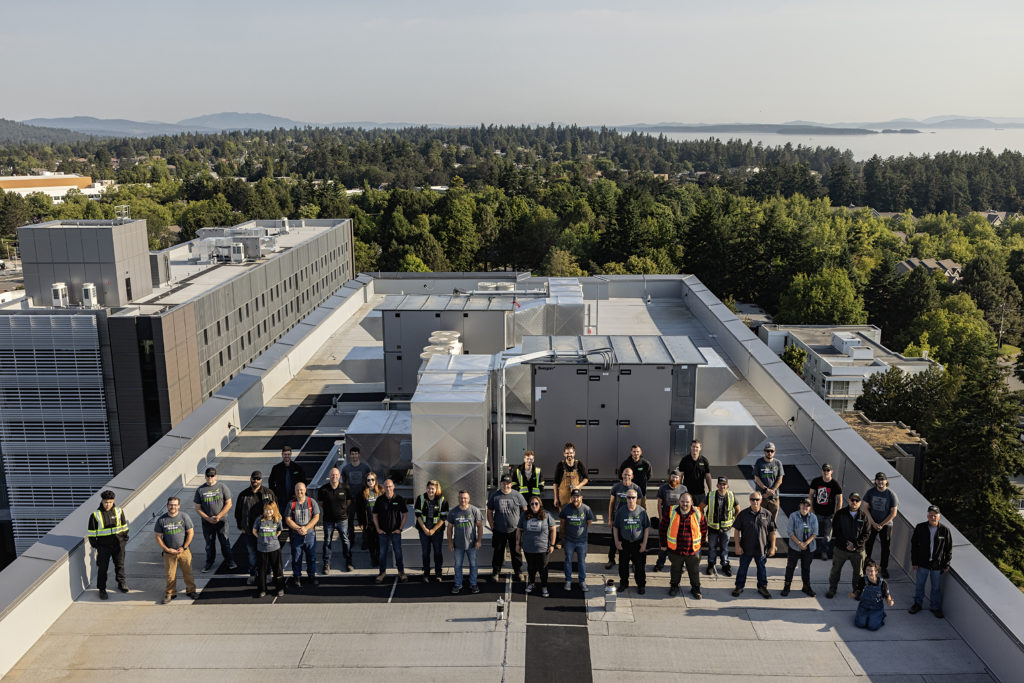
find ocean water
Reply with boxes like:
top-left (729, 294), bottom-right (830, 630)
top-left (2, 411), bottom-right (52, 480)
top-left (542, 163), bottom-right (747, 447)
top-left (660, 129), bottom-right (1024, 160)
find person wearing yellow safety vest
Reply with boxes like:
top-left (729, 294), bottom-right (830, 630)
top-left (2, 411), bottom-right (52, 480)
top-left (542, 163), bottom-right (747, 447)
top-left (704, 477), bottom-right (740, 577)
top-left (666, 493), bottom-right (708, 598)
top-left (87, 489), bottom-right (129, 600)
top-left (513, 451), bottom-right (544, 497)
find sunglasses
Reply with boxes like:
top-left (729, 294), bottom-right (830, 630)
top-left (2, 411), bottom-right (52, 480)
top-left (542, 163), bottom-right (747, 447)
top-left (530, 502), bottom-right (541, 506)
top-left (626, 496), bottom-right (638, 500)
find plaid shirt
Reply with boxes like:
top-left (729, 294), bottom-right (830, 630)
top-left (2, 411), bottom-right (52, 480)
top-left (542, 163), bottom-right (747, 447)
top-left (668, 507), bottom-right (708, 556)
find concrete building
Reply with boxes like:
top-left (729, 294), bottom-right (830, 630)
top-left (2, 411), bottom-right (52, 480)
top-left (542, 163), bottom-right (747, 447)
top-left (758, 324), bottom-right (935, 411)
top-left (0, 273), bottom-right (1021, 681)
top-left (0, 218), bottom-right (353, 557)
top-left (0, 173), bottom-right (111, 203)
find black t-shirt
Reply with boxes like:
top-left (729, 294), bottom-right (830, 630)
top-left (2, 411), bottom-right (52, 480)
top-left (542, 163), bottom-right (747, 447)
top-left (373, 494), bottom-right (407, 533)
top-left (554, 460), bottom-right (587, 486)
top-left (618, 456), bottom-right (653, 494)
top-left (317, 483), bottom-right (349, 523)
top-left (678, 455), bottom-right (711, 496)
top-left (809, 477), bottom-right (843, 516)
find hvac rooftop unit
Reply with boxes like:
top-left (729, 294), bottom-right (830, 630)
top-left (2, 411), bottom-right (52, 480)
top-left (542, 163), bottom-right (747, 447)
top-left (82, 283), bottom-right (98, 308)
top-left (230, 242), bottom-right (245, 263)
top-left (51, 282), bottom-right (69, 308)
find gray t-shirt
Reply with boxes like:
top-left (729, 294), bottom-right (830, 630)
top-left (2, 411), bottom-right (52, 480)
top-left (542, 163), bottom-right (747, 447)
top-left (754, 457), bottom-right (784, 490)
top-left (657, 482), bottom-right (686, 513)
top-left (610, 482), bottom-right (642, 512)
top-left (252, 517), bottom-right (282, 552)
top-left (341, 462), bottom-right (372, 491)
top-left (285, 497), bottom-right (321, 527)
top-left (614, 506), bottom-right (651, 543)
top-left (559, 503), bottom-right (596, 542)
top-left (194, 481), bottom-right (232, 517)
top-left (518, 514), bottom-right (557, 553)
top-left (447, 505), bottom-right (483, 549)
top-left (862, 487), bottom-right (899, 525)
top-left (487, 490), bottom-right (528, 533)
top-left (155, 511), bottom-right (193, 550)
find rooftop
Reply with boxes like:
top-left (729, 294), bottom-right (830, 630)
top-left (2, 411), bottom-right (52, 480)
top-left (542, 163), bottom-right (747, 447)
top-left (841, 411), bottom-right (926, 461)
top-left (2, 219), bottom-right (345, 316)
top-left (0, 274), bottom-right (1020, 681)
top-left (762, 324), bottom-right (934, 371)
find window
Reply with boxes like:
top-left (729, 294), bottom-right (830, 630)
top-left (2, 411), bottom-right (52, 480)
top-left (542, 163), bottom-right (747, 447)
top-left (205, 360), bottom-right (211, 376)
top-left (216, 321), bottom-right (221, 336)
top-left (227, 346), bottom-right (232, 361)
top-left (224, 316), bottom-right (230, 332)
top-left (219, 351), bottom-right (224, 367)
top-left (203, 329), bottom-right (208, 345)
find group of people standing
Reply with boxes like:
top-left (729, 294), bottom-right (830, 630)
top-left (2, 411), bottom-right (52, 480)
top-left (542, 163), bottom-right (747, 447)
top-left (87, 440), bottom-right (954, 624)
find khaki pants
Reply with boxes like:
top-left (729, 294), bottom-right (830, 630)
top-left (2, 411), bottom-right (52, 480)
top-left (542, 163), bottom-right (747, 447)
top-left (163, 548), bottom-right (196, 597)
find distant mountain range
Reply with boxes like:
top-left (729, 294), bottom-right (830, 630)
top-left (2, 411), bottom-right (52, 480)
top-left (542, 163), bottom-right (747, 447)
top-left (21, 113), bottom-right (425, 138)
top-left (10, 112), bottom-right (1024, 141)
top-left (0, 118), bottom-right (93, 144)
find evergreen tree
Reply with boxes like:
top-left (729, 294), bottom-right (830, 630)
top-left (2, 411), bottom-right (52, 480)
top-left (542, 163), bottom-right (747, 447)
top-left (924, 359), bottom-right (1024, 580)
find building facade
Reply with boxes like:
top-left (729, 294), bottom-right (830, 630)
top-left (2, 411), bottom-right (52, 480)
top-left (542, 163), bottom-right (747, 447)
top-left (758, 324), bottom-right (936, 412)
top-left (0, 218), bottom-right (354, 558)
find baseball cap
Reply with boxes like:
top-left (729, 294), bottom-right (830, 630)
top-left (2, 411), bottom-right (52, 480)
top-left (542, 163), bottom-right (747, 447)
top-left (799, 498), bottom-right (812, 506)
top-left (500, 474), bottom-right (513, 483)
top-left (764, 442), bottom-right (776, 451)
top-left (928, 505), bottom-right (941, 513)
top-left (205, 467), bottom-right (217, 477)
top-left (250, 470), bottom-right (263, 479)
top-left (875, 472), bottom-right (887, 480)
top-left (670, 468), bottom-right (682, 478)
top-left (717, 476), bottom-right (729, 484)
top-left (570, 488), bottom-right (582, 496)
top-left (849, 492), bottom-right (862, 501)
top-left (822, 464), bottom-right (833, 471)
top-left (100, 490), bottom-right (116, 500)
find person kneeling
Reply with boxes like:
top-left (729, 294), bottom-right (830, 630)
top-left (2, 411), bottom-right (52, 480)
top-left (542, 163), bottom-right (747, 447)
top-left (851, 560), bottom-right (893, 630)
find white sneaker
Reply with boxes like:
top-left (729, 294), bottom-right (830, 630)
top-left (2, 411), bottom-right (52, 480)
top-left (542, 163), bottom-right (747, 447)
top-left (581, 582), bottom-right (589, 592)
top-left (564, 581), bottom-right (572, 591)
top-left (246, 576), bottom-right (255, 585)
top-left (525, 583), bottom-right (534, 594)
top-left (541, 587), bottom-right (550, 597)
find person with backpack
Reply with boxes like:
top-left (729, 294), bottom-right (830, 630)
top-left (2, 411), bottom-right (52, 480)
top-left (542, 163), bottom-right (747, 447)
top-left (285, 482), bottom-right (320, 588)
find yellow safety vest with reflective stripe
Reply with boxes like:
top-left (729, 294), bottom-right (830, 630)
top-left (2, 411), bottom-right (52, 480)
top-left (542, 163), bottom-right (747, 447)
top-left (515, 466), bottom-right (544, 496)
top-left (88, 507), bottom-right (128, 537)
top-left (706, 489), bottom-right (736, 531)
top-left (666, 507), bottom-right (703, 552)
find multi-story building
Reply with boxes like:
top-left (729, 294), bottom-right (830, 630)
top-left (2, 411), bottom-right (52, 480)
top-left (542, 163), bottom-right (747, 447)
top-left (758, 324), bottom-right (935, 411)
top-left (0, 173), bottom-right (111, 202)
top-left (0, 217), bottom-right (353, 557)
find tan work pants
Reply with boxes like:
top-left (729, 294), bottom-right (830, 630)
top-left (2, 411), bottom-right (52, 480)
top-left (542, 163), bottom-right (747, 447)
top-left (163, 548), bottom-right (196, 597)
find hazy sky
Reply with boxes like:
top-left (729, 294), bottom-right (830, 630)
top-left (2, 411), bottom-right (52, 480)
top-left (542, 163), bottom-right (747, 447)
top-left (4, 0), bottom-right (1021, 125)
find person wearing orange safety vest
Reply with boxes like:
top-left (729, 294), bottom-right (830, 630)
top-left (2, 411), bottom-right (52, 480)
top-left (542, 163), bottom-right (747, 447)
top-left (665, 492), bottom-right (708, 599)
top-left (87, 489), bottom-right (130, 600)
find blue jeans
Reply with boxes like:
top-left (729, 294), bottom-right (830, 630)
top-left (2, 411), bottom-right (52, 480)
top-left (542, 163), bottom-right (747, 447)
top-left (708, 528), bottom-right (731, 568)
top-left (245, 533), bottom-right (259, 576)
top-left (914, 568), bottom-right (943, 609)
top-left (735, 553), bottom-right (768, 589)
top-left (378, 532), bottom-right (404, 572)
top-left (855, 604), bottom-right (886, 630)
top-left (419, 529), bottom-right (444, 576)
top-left (290, 531), bottom-right (316, 578)
top-left (453, 546), bottom-right (478, 588)
top-left (816, 514), bottom-right (834, 559)
top-left (201, 520), bottom-right (232, 567)
top-left (563, 540), bottom-right (587, 583)
top-left (323, 520), bottom-right (351, 566)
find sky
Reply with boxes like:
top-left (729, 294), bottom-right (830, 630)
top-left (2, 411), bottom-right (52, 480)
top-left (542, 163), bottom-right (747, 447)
top-left (3, 0), bottom-right (1022, 126)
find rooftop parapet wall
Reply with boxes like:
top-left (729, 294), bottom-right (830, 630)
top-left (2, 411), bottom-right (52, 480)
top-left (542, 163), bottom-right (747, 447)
top-left (0, 276), bottom-right (373, 679)
top-left (679, 273), bottom-right (1024, 683)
